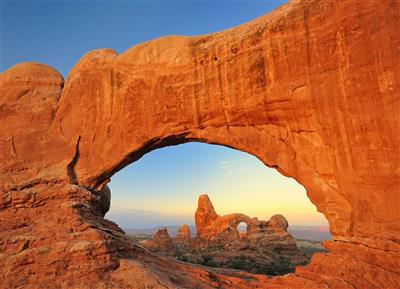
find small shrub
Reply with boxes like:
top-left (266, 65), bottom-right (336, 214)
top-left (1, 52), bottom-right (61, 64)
top-left (260, 256), bottom-right (294, 276)
top-left (176, 254), bottom-right (188, 262)
top-left (227, 255), bottom-right (255, 272)
top-left (201, 255), bottom-right (217, 267)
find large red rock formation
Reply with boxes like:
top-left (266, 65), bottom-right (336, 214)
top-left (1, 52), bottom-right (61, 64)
top-left (143, 194), bottom-right (305, 274)
top-left (195, 194), bottom-right (219, 238)
top-left (196, 194), bottom-right (301, 249)
top-left (1, 0), bottom-right (399, 288)
top-left (194, 194), bottom-right (297, 249)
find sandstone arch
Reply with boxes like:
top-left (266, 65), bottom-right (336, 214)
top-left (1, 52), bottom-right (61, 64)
top-left (195, 194), bottom-right (257, 241)
top-left (0, 0), bottom-right (399, 288)
top-left (194, 194), bottom-right (295, 248)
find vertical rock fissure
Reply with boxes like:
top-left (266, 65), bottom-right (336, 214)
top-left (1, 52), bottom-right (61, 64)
top-left (67, 135), bottom-right (81, 184)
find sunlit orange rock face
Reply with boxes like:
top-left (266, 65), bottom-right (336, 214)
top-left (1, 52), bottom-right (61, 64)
top-left (0, 0), bottom-right (399, 288)
top-left (141, 194), bottom-right (305, 274)
top-left (195, 194), bottom-right (295, 247)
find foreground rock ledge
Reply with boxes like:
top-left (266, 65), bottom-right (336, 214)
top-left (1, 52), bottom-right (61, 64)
top-left (0, 0), bottom-right (399, 288)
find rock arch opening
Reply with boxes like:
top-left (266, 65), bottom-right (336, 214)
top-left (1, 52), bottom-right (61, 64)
top-left (0, 0), bottom-right (397, 287)
top-left (105, 142), bottom-right (329, 276)
top-left (237, 221), bottom-right (248, 237)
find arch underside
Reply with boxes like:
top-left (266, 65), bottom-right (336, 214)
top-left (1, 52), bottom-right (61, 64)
top-left (0, 0), bottom-right (399, 288)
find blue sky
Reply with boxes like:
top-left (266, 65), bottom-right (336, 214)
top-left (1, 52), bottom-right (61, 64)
top-left (109, 143), bottom-right (328, 228)
top-left (2, 0), bottom-right (286, 76)
top-left (2, 0), bottom-right (328, 228)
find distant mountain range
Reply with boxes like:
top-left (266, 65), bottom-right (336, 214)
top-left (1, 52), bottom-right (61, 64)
top-left (124, 225), bottom-right (331, 242)
top-left (288, 226), bottom-right (331, 241)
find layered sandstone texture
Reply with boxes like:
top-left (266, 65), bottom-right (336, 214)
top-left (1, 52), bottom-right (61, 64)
top-left (1, 0), bottom-right (399, 288)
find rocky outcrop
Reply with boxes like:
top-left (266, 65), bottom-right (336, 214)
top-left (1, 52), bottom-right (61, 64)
top-left (0, 0), bottom-right (399, 288)
top-left (195, 194), bottom-right (295, 247)
top-left (176, 224), bottom-right (191, 243)
top-left (141, 227), bottom-right (173, 252)
top-left (142, 194), bottom-right (306, 275)
top-left (268, 214), bottom-right (288, 231)
top-left (195, 194), bottom-right (219, 238)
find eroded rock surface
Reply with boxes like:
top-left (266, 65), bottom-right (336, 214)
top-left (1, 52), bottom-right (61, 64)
top-left (142, 194), bottom-right (307, 275)
top-left (194, 195), bottom-right (295, 246)
top-left (1, 0), bottom-right (399, 288)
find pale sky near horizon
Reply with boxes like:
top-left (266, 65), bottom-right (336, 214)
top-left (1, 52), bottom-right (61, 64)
top-left (107, 143), bottom-right (328, 228)
top-left (2, 0), bottom-right (328, 229)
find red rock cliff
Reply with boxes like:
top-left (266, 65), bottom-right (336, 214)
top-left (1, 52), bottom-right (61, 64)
top-left (0, 0), bottom-right (399, 288)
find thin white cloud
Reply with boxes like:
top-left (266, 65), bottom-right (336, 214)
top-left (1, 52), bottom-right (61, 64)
top-left (218, 160), bottom-right (235, 165)
top-left (217, 159), bottom-right (247, 175)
